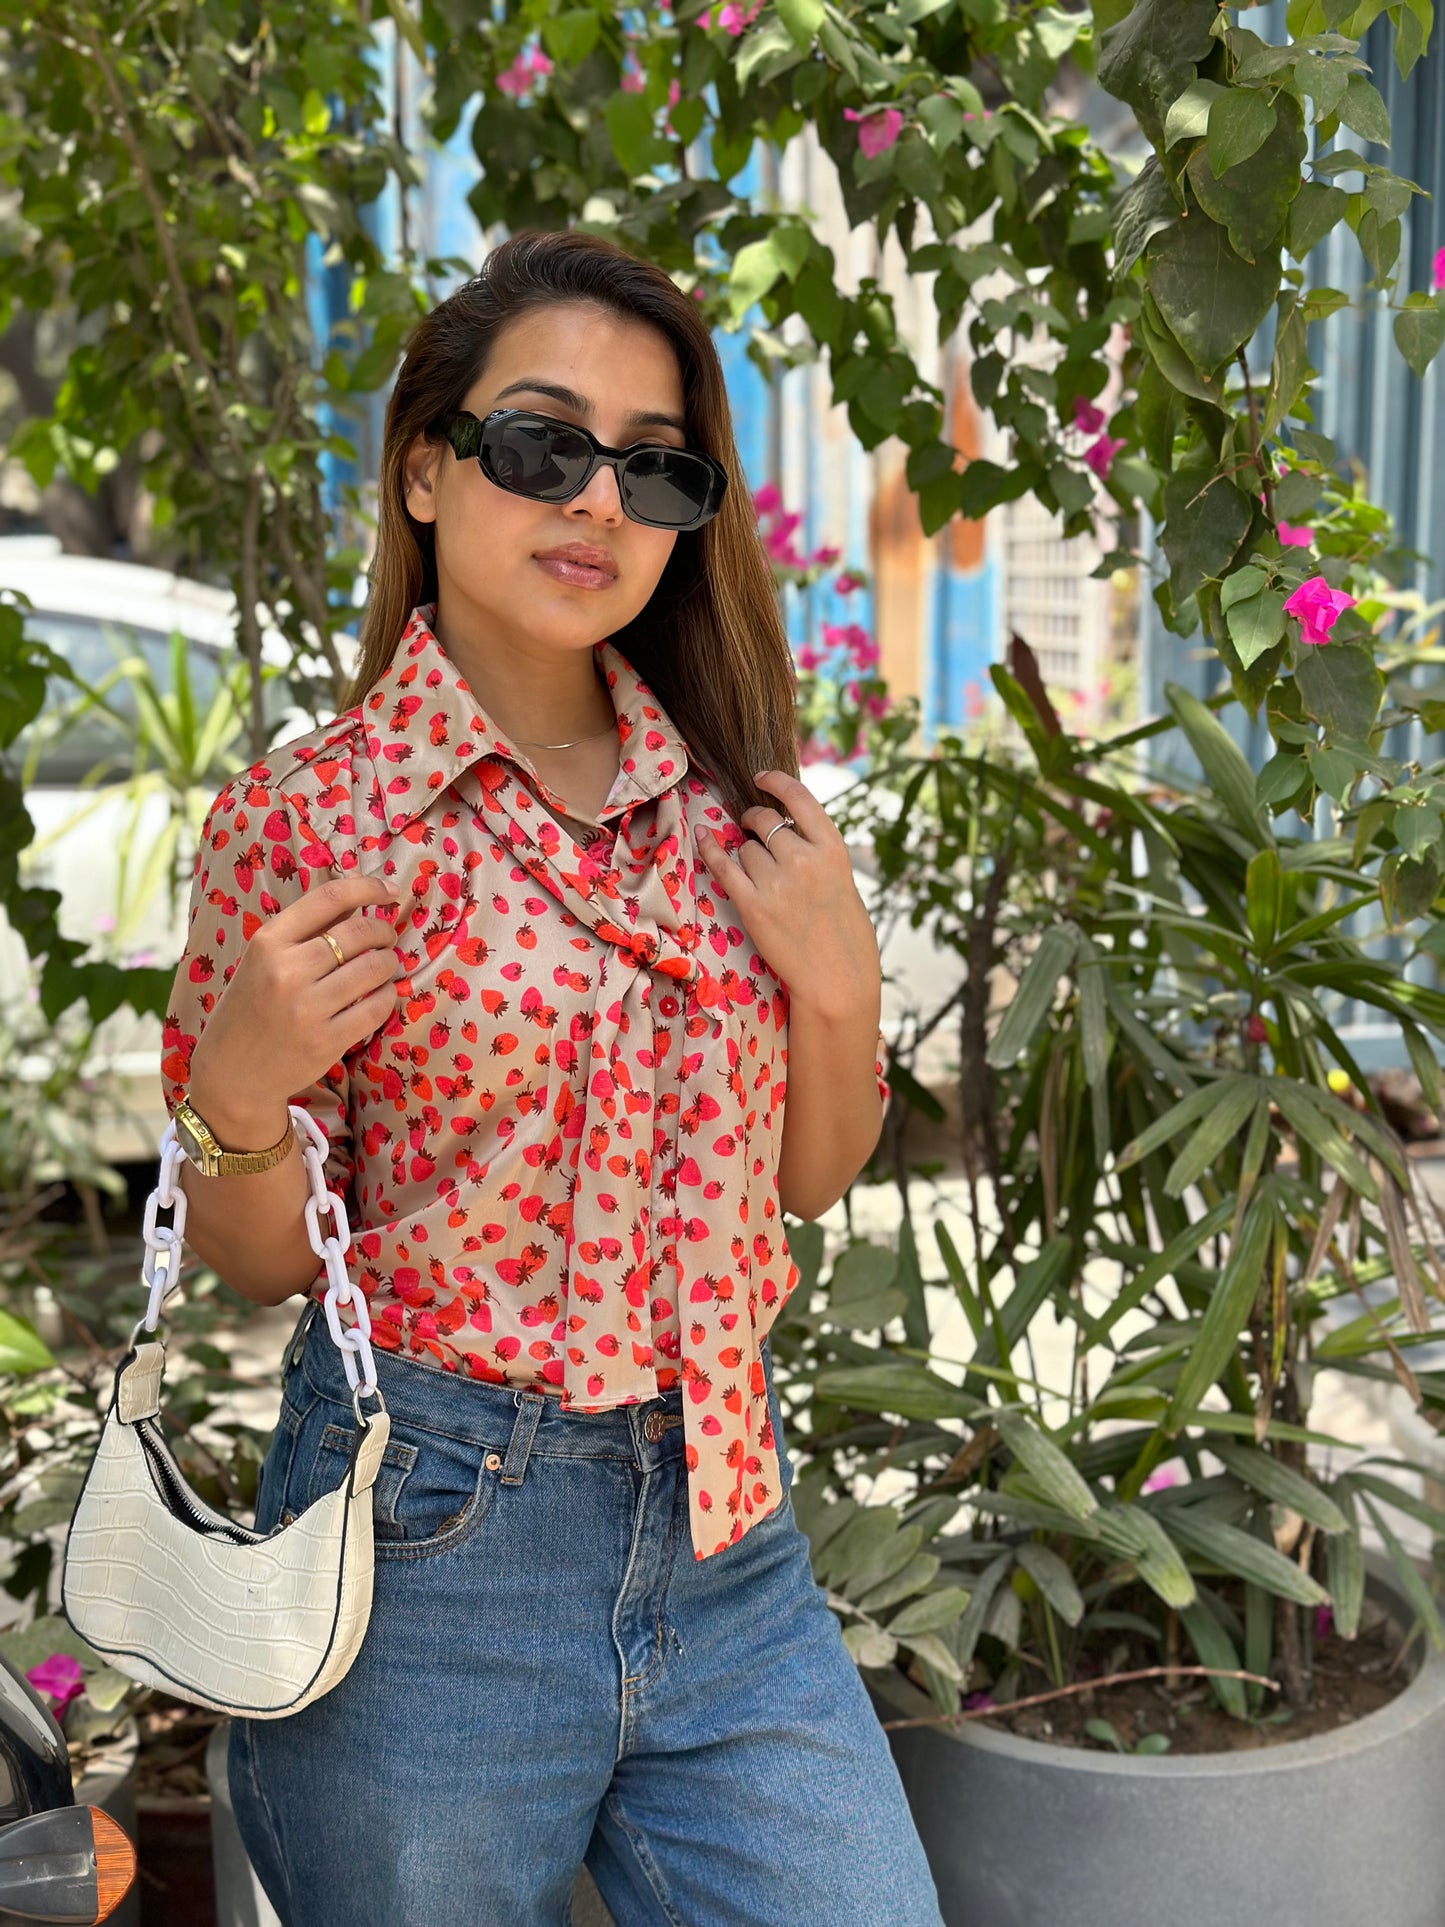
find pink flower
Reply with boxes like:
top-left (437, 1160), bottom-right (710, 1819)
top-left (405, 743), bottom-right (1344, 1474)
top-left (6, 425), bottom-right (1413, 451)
top-left (1284, 574), bottom-right (1356, 646)
top-left (1433, 246), bottom-right (1445, 293)
top-left (808, 545), bottom-right (841, 567)
top-left (962, 1691), bottom-right (997, 1711)
top-left (1244, 1013), bottom-right (1268, 1044)
top-left (796, 644), bottom-right (822, 671)
top-left (843, 107), bottom-right (905, 159)
top-left (963, 680), bottom-right (984, 720)
top-left (834, 570), bottom-right (865, 596)
top-left (667, 80), bottom-right (681, 108)
top-left (752, 481), bottom-right (781, 518)
top-left (1084, 432), bottom-right (1125, 479)
top-left (1072, 395), bottom-right (1106, 436)
top-left (864, 692), bottom-right (889, 719)
top-left (717, 0), bottom-right (761, 33)
top-left (1277, 522), bottom-right (1313, 547)
top-left (1316, 1605), bottom-right (1335, 1640)
top-left (497, 48), bottom-right (549, 95)
top-left (1142, 1463), bottom-right (1179, 1493)
top-left (620, 68), bottom-right (644, 92)
top-left (26, 1654), bottom-right (86, 1708)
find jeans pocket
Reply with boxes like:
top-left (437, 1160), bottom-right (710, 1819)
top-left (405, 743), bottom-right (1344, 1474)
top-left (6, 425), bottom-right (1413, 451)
top-left (304, 1414), bottom-right (499, 1559)
top-left (254, 1384), bottom-right (314, 1536)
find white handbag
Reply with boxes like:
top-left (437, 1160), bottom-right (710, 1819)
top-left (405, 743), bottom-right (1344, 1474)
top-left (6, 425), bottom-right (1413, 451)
top-left (61, 1105), bottom-right (390, 1719)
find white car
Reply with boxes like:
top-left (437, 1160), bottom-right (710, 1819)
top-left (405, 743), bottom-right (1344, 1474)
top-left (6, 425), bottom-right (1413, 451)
top-left (0, 538), bottom-right (355, 1163)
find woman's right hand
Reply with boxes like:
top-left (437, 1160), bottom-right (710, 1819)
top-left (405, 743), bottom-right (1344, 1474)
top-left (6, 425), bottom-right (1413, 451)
top-left (186, 873), bottom-right (402, 1125)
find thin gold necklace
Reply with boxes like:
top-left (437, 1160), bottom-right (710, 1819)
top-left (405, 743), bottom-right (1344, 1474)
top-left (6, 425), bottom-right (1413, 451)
top-left (514, 724), bottom-right (616, 750)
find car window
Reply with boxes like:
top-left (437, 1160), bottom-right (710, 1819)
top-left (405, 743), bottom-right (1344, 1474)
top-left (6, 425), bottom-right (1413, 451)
top-left (5, 612), bottom-right (281, 788)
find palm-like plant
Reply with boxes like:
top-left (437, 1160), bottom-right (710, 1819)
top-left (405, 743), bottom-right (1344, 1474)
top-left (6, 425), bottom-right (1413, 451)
top-left (771, 640), bottom-right (1445, 1726)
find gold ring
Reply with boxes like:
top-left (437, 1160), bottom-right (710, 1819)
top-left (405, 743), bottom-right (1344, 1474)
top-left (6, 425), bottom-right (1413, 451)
top-left (763, 816), bottom-right (797, 852)
top-left (320, 931), bottom-right (346, 970)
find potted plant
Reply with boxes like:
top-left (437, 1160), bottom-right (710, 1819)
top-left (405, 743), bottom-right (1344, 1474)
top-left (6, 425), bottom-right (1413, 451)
top-left (766, 584), bottom-right (1445, 1922)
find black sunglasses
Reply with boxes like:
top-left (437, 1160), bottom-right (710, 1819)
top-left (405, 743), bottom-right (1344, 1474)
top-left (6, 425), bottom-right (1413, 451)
top-left (443, 408), bottom-right (728, 532)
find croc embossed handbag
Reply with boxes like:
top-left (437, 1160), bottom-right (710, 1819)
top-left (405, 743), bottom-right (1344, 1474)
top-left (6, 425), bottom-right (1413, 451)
top-left (61, 1106), bottom-right (390, 1719)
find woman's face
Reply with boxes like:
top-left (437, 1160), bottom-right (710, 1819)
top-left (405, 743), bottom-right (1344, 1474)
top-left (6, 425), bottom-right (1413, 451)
top-left (404, 302), bottom-right (687, 659)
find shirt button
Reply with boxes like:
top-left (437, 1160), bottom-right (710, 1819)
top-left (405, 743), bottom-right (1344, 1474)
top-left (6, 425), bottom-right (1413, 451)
top-left (484, 1452), bottom-right (502, 1470)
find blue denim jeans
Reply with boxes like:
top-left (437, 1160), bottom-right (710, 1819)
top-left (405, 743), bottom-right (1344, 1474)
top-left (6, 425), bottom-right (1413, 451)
top-left (229, 1302), bottom-right (945, 1927)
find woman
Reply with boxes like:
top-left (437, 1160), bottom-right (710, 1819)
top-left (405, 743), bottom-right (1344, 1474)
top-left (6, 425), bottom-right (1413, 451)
top-left (162, 230), bottom-right (944, 1927)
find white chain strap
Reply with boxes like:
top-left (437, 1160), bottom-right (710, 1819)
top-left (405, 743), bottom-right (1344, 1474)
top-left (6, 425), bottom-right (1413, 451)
top-left (138, 1103), bottom-right (382, 1412)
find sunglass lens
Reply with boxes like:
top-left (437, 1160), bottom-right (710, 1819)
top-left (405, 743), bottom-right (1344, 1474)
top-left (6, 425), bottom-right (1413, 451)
top-left (620, 448), bottom-right (721, 529)
top-left (486, 417), bottom-right (593, 500)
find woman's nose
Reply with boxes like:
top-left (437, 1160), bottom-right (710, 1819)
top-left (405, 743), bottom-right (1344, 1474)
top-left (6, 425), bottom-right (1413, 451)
top-left (567, 460), bottom-right (625, 521)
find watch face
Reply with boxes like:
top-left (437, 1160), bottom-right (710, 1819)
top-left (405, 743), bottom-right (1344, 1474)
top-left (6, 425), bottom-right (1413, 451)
top-left (174, 1108), bottom-right (209, 1168)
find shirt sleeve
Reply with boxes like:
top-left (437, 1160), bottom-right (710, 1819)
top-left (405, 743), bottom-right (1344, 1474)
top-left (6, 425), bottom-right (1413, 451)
top-left (159, 774), bottom-right (354, 1200)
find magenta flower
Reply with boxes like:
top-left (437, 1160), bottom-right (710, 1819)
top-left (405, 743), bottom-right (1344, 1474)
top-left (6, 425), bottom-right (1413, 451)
top-left (1142, 1463), bottom-right (1179, 1493)
top-left (1315, 1605), bottom-right (1335, 1640)
top-left (1284, 575), bottom-right (1356, 646)
top-left (717, 0), bottom-right (762, 34)
top-left (26, 1654), bottom-right (86, 1708)
top-left (1245, 1013), bottom-right (1268, 1044)
top-left (808, 544), bottom-right (842, 567)
top-left (843, 107), bottom-right (905, 159)
top-left (1072, 395), bottom-right (1106, 436)
top-left (1277, 521), bottom-right (1313, 547)
top-left (834, 570), bottom-right (865, 596)
top-left (667, 79), bottom-right (681, 108)
top-left (796, 644), bottom-right (822, 671)
top-left (752, 481), bottom-right (782, 518)
top-left (496, 47), bottom-right (551, 95)
top-left (864, 692), bottom-right (889, 719)
top-left (620, 66), bottom-right (644, 93)
top-left (962, 1691), bottom-right (997, 1711)
top-left (1433, 245), bottom-right (1445, 293)
top-left (1084, 432), bottom-right (1125, 479)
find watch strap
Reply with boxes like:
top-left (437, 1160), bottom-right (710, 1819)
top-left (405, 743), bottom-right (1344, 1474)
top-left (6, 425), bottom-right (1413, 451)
top-left (175, 1097), bottom-right (296, 1176)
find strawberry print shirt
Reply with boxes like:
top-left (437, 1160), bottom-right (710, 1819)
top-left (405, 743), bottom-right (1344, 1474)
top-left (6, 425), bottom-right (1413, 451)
top-left (163, 604), bottom-right (887, 1563)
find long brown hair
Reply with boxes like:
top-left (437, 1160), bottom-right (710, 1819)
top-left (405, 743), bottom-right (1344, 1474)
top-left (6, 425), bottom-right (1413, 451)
top-left (347, 230), bottom-right (797, 822)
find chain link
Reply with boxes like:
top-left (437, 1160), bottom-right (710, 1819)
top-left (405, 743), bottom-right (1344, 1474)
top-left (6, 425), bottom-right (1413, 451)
top-left (138, 1104), bottom-right (382, 1409)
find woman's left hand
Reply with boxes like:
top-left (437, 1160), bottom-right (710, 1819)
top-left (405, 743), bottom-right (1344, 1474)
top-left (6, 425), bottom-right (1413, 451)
top-left (695, 770), bottom-right (880, 1020)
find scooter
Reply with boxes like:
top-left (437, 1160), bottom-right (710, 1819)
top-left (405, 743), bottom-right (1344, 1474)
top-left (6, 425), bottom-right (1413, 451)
top-left (0, 1649), bottom-right (135, 1922)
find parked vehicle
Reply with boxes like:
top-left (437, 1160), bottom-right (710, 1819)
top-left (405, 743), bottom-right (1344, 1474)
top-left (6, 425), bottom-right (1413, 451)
top-left (0, 1645), bottom-right (136, 1922)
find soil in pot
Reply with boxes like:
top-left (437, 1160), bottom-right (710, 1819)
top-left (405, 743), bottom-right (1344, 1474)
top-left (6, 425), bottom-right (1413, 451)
top-left (924, 1576), bottom-right (1419, 1757)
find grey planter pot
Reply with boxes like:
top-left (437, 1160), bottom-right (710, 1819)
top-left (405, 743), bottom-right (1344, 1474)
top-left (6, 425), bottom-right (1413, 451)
top-left (205, 1719), bottom-right (617, 1925)
top-left (868, 1559), bottom-right (1445, 1927)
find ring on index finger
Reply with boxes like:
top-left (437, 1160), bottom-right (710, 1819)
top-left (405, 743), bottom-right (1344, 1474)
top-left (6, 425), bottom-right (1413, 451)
top-left (762, 815), bottom-right (798, 852)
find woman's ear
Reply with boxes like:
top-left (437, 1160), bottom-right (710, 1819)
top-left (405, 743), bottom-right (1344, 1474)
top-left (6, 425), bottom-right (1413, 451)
top-left (403, 432), bottom-right (443, 524)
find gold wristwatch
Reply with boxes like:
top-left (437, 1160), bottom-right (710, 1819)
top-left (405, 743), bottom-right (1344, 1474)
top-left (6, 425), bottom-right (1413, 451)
top-left (172, 1096), bottom-right (295, 1177)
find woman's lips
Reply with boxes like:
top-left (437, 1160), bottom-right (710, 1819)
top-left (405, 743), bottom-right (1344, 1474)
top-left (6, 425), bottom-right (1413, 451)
top-left (534, 556), bottom-right (616, 590)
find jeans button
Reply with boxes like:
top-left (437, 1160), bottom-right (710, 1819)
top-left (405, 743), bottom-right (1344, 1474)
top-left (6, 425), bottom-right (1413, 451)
top-left (643, 1412), bottom-right (663, 1442)
top-left (484, 1452), bottom-right (502, 1470)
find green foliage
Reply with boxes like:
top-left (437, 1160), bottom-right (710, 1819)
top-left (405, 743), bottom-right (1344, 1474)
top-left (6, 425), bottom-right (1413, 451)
top-left (770, 634), bottom-right (1445, 1723)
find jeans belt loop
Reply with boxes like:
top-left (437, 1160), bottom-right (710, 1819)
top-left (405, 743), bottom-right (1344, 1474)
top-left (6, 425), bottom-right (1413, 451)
top-left (501, 1390), bottom-right (547, 1486)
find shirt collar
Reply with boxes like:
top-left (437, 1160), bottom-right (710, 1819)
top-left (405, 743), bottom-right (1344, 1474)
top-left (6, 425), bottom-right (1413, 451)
top-left (357, 603), bottom-right (690, 835)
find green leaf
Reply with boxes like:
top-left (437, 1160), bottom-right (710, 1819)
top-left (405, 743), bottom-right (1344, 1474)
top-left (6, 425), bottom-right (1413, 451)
top-left (1324, 1481), bottom-right (1364, 1638)
top-left (1164, 1184), bottom-right (1276, 1431)
top-left (1180, 1600), bottom-right (1248, 1716)
top-left (1094, 1504), bottom-right (1198, 1607)
top-left (776, 0), bottom-right (825, 47)
top-left (727, 228), bottom-right (809, 321)
top-left (888, 1586), bottom-right (972, 1635)
top-left (1256, 749), bottom-right (1310, 811)
top-left (1226, 588), bottom-right (1288, 670)
top-left (1294, 642), bottom-right (1385, 741)
top-left (605, 91), bottom-right (664, 180)
top-left (1160, 466), bottom-right (1253, 607)
top-left (1164, 78), bottom-right (1226, 146)
top-left (1394, 300), bottom-right (1445, 378)
top-left (985, 923), bottom-right (1079, 1067)
top-left (1016, 1543), bottom-right (1085, 1625)
top-left (1206, 89), bottom-right (1277, 177)
top-left (1096, 0), bottom-right (1219, 147)
top-left (1308, 744), bottom-right (1358, 804)
top-left (1359, 1495), bottom-right (1445, 1649)
top-left (1189, 91), bottom-right (1307, 261)
top-left (1163, 1080), bottom-right (1262, 1195)
top-left (994, 1409), bottom-right (1098, 1521)
top-left (812, 1363), bottom-right (979, 1423)
top-left (1288, 181), bottom-right (1350, 260)
top-left (1166, 681), bottom-right (1268, 842)
top-left (842, 1622), bottom-right (899, 1669)
top-left (1211, 1439), bottom-right (1351, 1532)
top-left (541, 10), bottom-right (601, 63)
top-left (1338, 73), bottom-right (1391, 145)
top-left (1166, 1505), bottom-right (1329, 1605)
top-left (855, 1551), bottom-right (943, 1614)
top-left (1146, 207), bottom-right (1281, 369)
top-left (0, 1310), bottom-right (54, 1375)
top-left (1113, 158), bottom-right (1183, 279)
